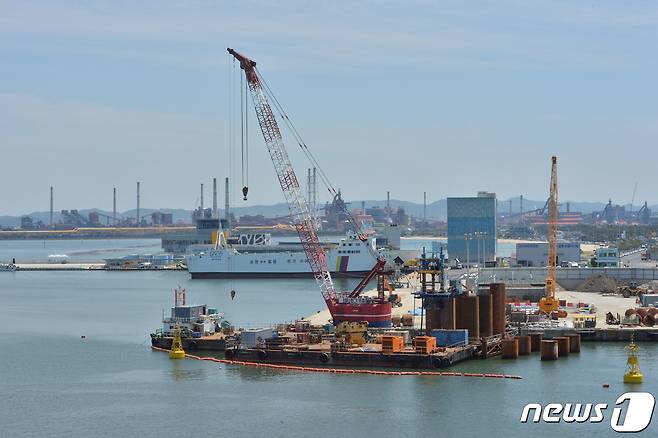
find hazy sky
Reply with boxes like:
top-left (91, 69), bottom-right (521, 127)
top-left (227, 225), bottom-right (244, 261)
top-left (2, 0), bottom-right (658, 215)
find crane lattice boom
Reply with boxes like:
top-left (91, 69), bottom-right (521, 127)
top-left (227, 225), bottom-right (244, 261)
top-left (539, 155), bottom-right (560, 314)
top-left (228, 48), bottom-right (336, 303)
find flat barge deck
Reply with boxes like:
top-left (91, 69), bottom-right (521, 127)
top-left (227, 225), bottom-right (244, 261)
top-left (226, 344), bottom-right (475, 369)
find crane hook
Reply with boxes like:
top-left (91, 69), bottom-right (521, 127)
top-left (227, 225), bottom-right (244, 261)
top-left (242, 186), bottom-right (249, 201)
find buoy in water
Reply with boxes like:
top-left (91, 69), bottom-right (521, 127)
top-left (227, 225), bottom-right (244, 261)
top-left (623, 334), bottom-right (642, 384)
top-left (230, 290), bottom-right (236, 300)
top-left (169, 325), bottom-right (185, 360)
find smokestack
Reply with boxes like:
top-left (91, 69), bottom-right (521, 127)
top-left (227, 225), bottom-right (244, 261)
top-left (509, 199), bottom-right (512, 215)
top-left (113, 187), bottom-right (117, 225)
top-left (136, 182), bottom-right (140, 227)
top-left (386, 191), bottom-right (390, 211)
top-left (423, 191), bottom-right (427, 224)
top-left (200, 183), bottom-right (204, 211)
top-left (312, 168), bottom-right (317, 213)
top-left (307, 168), bottom-right (311, 204)
top-left (520, 195), bottom-right (523, 214)
top-left (49, 186), bottom-right (53, 227)
top-left (361, 200), bottom-right (365, 213)
top-left (225, 177), bottom-right (231, 232)
top-left (213, 178), bottom-right (218, 218)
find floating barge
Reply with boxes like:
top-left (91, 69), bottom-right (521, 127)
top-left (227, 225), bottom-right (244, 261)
top-left (225, 343), bottom-right (475, 370)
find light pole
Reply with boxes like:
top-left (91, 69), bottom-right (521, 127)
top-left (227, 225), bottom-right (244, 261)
top-left (464, 233), bottom-right (471, 277)
top-left (482, 231), bottom-right (488, 267)
top-left (475, 232), bottom-right (481, 267)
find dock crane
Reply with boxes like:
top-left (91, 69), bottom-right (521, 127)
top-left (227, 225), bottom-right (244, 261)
top-left (539, 155), bottom-right (560, 314)
top-left (228, 48), bottom-right (391, 327)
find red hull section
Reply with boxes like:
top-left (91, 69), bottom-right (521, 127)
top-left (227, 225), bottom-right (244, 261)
top-left (328, 300), bottom-right (392, 328)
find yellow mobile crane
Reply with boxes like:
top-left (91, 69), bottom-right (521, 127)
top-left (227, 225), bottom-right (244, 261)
top-left (539, 156), bottom-right (560, 314)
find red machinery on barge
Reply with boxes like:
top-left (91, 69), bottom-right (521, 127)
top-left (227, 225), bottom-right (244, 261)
top-left (228, 48), bottom-right (391, 328)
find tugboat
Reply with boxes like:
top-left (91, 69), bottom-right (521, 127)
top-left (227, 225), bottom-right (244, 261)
top-left (150, 286), bottom-right (229, 351)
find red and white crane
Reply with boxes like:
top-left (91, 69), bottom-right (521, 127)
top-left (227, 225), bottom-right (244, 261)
top-left (228, 48), bottom-right (391, 327)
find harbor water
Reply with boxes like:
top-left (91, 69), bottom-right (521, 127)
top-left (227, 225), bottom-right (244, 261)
top-left (1, 270), bottom-right (656, 437)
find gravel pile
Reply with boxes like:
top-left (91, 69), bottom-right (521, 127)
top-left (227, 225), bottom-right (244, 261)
top-left (576, 275), bottom-right (619, 293)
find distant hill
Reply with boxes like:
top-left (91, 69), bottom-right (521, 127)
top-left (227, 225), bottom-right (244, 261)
top-left (1, 198), bottom-right (652, 228)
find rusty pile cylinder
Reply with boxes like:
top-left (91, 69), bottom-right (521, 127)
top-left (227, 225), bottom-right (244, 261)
top-left (478, 293), bottom-right (493, 337)
top-left (529, 333), bottom-right (543, 352)
top-left (648, 308), bottom-right (658, 317)
top-left (555, 337), bottom-right (571, 357)
top-left (455, 295), bottom-right (480, 338)
top-left (645, 314), bottom-right (656, 327)
top-left (516, 335), bottom-right (531, 355)
top-left (540, 340), bottom-right (559, 361)
top-left (566, 334), bottom-right (581, 353)
top-left (625, 308), bottom-right (637, 317)
top-left (636, 308), bottom-right (648, 319)
top-left (502, 338), bottom-right (519, 359)
top-left (490, 283), bottom-right (507, 335)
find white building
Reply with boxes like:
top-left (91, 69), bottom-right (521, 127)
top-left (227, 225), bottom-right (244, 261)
top-left (515, 242), bottom-right (580, 267)
top-left (595, 247), bottom-right (620, 267)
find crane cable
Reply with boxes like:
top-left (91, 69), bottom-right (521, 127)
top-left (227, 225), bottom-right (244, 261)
top-left (240, 74), bottom-right (249, 200)
top-left (255, 68), bottom-right (370, 243)
top-left (255, 69), bottom-right (337, 199)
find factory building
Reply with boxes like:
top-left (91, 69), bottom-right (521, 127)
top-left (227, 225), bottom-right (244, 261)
top-left (447, 192), bottom-right (497, 264)
top-left (515, 242), bottom-right (580, 267)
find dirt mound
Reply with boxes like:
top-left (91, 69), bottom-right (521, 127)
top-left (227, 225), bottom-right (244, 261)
top-left (575, 275), bottom-right (618, 293)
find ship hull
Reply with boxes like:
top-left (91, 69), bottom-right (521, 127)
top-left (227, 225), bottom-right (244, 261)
top-left (186, 234), bottom-right (380, 278)
top-left (329, 301), bottom-right (392, 328)
top-left (190, 270), bottom-right (372, 279)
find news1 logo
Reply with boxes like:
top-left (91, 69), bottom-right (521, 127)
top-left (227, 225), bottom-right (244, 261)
top-left (520, 392), bottom-right (655, 432)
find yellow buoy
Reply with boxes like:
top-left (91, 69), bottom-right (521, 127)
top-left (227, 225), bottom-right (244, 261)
top-left (169, 325), bottom-right (186, 360)
top-left (623, 333), bottom-right (642, 384)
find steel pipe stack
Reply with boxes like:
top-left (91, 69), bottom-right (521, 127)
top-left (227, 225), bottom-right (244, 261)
top-left (540, 340), bottom-right (559, 360)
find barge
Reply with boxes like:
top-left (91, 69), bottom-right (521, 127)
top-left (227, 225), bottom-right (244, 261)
top-left (225, 344), bottom-right (475, 369)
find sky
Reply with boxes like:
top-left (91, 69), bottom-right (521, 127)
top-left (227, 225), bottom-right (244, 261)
top-left (1, 0), bottom-right (658, 215)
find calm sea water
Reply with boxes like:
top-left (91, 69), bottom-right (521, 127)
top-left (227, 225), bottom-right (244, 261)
top-left (1, 269), bottom-right (656, 437)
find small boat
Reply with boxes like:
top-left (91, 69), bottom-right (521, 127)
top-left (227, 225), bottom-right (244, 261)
top-left (0, 263), bottom-right (17, 272)
top-left (150, 286), bottom-right (229, 351)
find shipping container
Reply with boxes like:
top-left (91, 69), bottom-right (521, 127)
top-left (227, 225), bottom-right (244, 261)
top-left (241, 328), bottom-right (275, 347)
top-left (431, 329), bottom-right (469, 347)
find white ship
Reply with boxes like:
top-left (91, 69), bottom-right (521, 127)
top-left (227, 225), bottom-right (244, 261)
top-left (186, 232), bottom-right (382, 278)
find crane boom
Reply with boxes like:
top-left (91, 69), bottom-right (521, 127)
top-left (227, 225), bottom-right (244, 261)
top-left (540, 155), bottom-right (559, 313)
top-left (228, 48), bottom-right (337, 303)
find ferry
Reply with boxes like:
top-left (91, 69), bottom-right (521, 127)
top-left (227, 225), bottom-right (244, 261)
top-left (186, 232), bottom-right (384, 278)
